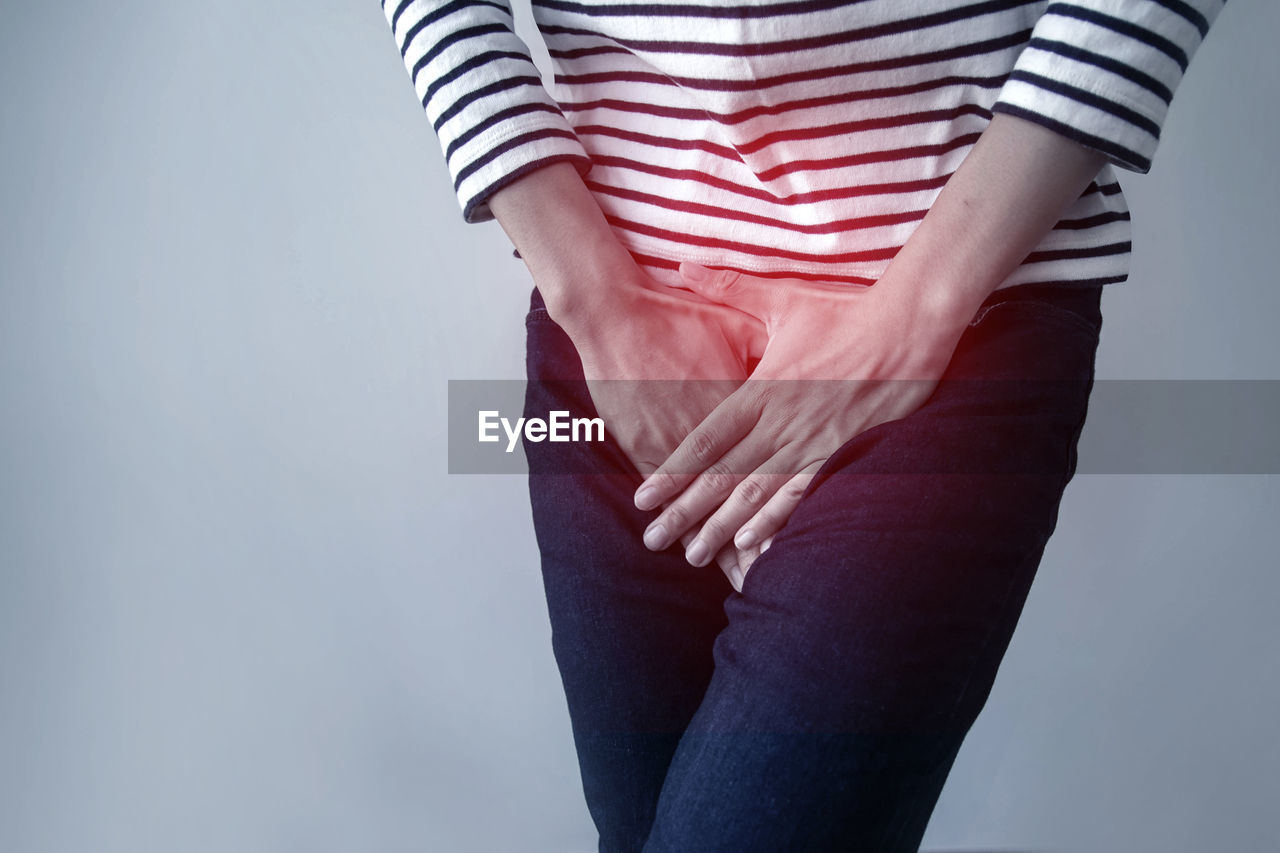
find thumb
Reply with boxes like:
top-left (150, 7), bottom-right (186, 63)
top-left (675, 261), bottom-right (775, 320)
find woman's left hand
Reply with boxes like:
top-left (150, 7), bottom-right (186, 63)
top-left (633, 261), bottom-right (972, 587)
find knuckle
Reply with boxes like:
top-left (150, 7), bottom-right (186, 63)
top-left (690, 431), bottom-right (719, 466)
top-left (709, 270), bottom-right (741, 297)
top-left (663, 505), bottom-right (688, 531)
top-left (754, 506), bottom-right (781, 529)
top-left (703, 460), bottom-right (737, 493)
top-left (738, 478), bottom-right (768, 507)
top-left (700, 517), bottom-right (727, 543)
top-left (752, 381), bottom-right (779, 409)
top-left (650, 470), bottom-right (677, 496)
top-left (783, 478), bottom-right (809, 501)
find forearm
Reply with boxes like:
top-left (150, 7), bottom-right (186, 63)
top-left (487, 162), bottom-right (635, 324)
top-left (878, 112), bottom-right (1109, 337)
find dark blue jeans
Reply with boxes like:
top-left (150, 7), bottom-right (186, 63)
top-left (522, 280), bottom-right (1103, 852)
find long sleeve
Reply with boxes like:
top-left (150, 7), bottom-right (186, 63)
top-left (991, 0), bottom-right (1227, 173)
top-left (382, 0), bottom-right (592, 223)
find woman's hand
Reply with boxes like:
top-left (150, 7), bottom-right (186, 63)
top-left (492, 116), bottom-right (1106, 588)
top-left (553, 262), bottom-right (766, 478)
top-left (632, 262), bottom-right (972, 585)
top-left (628, 113), bottom-right (1112, 588)
top-left (553, 259), bottom-right (768, 580)
top-left (488, 162), bottom-right (767, 582)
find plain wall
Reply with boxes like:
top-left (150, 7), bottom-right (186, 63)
top-left (1, 2), bottom-right (1276, 851)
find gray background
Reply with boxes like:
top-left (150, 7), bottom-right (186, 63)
top-left (2, 1), bottom-right (1276, 851)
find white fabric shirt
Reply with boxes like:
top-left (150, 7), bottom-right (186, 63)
top-left (383, 0), bottom-right (1224, 289)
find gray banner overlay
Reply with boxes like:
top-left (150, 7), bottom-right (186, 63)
top-left (448, 379), bottom-right (1280, 475)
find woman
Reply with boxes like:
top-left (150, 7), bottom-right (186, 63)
top-left (382, 1), bottom-right (1223, 849)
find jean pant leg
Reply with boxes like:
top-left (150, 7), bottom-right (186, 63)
top-left (522, 289), bottom-right (734, 853)
top-left (642, 285), bottom-right (1104, 853)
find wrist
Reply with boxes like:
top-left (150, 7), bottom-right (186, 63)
top-left (539, 253), bottom-right (642, 330)
top-left (487, 161), bottom-right (640, 324)
top-left (874, 257), bottom-right (985, 343)
top-left (868, 111), bottom-right (1109, 341)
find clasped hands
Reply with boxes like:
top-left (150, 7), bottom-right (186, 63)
top-left (563, 260), bottom-right (961, 592)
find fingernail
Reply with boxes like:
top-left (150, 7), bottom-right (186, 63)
top-left (685, 538), bottom-right (710, 567)
top-left (643, 522), bottom-right (668, 551)
top-left (635, 484), bottom-right (658, 510)
top-left (680, 261), bottom-right (708, 282)
top-left (723, 561), bottom-right (740, 588)
top-left (734, 528), bottom-right (758, 549)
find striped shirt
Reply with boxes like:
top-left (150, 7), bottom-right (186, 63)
top-left (382, 0), bottom-right (1224, 289)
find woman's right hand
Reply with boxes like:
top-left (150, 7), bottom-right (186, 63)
top-left (553, 260), bottom-right (769, 583)
top-left (488, 161), bottom-right (767, 584)
top-left (556, 263), bottom-right (764, 477)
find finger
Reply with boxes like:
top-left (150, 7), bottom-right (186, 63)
top-left (695, 530), bottom-right (747, 592)
top-left (732, 546), bottom-right (757, 591)
top-left (679, 527), bottom-right (739, 586)
top-left (728, 562), bottom-right (746, 593)
top-left (733, 464), bottom-right (819, 551)
top-left (715, 542), bottom-right (741, 588)
top-left (684, 466), bottom-right (795, 570)
top-left (634, 388), bottom-right (761, 511)
top-left (669, 262), bottom-right (778, 321)
top-left (642, 434), bottom-right (778, 562)
top-left (735, 534), bottom-right (775, 591)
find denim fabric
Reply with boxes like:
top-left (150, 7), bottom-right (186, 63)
top-left (522, 281), bottom-right (1103, 852)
